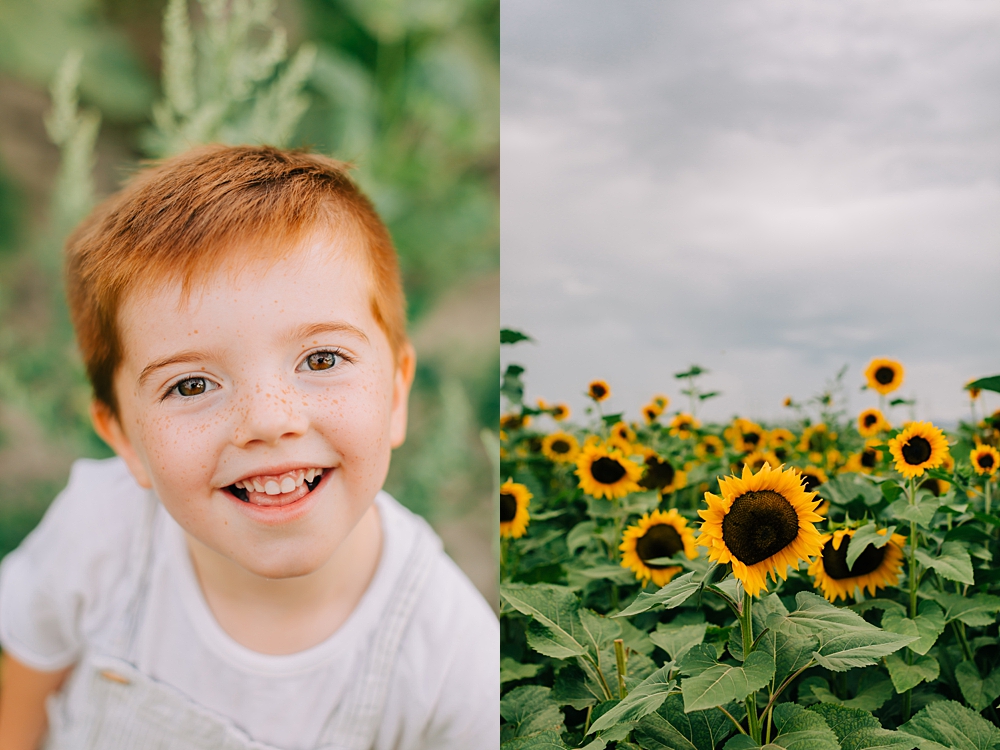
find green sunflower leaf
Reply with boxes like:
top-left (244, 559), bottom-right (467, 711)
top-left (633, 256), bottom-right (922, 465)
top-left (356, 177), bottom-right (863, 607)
top-left (680, 649), bottom-right (775, 713)
top-left (500, 685), bottom-right (565, 740)
top-left (615, 571), bottom-right (703, 617)
top-left (634, 695), bottom-right (739, 750)
top-left (650, 622), bottom-right (708, 662)
top-left (501, 729), bottom-right (570, 749)
top-left (885, 652), bottom-right (939, 693)
top-left (768, 703), bottom-right (840, 750)
top-left (880, 602), bottom-right (945, 655)
top-left (898, 700), bottom-right (1000, 750)
top-left (588, 664), bottom-right (676, 735)
top-left (930, 592), bottom-right (1000, 626)
top-left (551, 663), bottom-right (603, 709)
top-left (767, 593), bottom-right (915, 671)
top-left (914, 542), bottom-right (974, 586)
top-left (578, 609), bottom-right (623, 658)
top-left (501, 328), bottom-right (533, 345)
top-left (808, 703), bottom-right (918, 750)
top-left (966, 375), bottom-right (1000, 394)
top-left (886, 497), bottom-right (941, 527)
top-left (806, 675), bottom-right (894, 712)
top-left (501, 583), bottom-right (588, 659)
top-left (501, 657), bottom-right (543, 684)
top-left (845, 524), bottom-right (896, 569)
top-left (954, 661), bottom-right (1000, 713)
top-left (818, 474), bottom-right (882, 507)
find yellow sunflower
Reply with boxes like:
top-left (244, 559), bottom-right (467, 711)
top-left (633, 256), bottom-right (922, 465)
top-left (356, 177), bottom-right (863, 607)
top-left (610, 421), bottom-right (637, 444)
top-left (845, 444), bottom-right (882, 474)
top-left (865, 358), bottom-right (904, 395)
top-left (971, 444), bottom-right (1000, 476)
top-left (739, 451), bottom-right (781, 475)
top-left (858, 408), bottom-right (889, 437)
top-left (500, 479), bottom-right (531, 539)
top-left (541, 432), bottom-right (580, 463)
top-left (919, 477), bottom-right (950, 497)
top-left (783, 396), bottom-right (794, 408)
top-left (620, 509), bottom-right (698, 587)
top-left (808, 528), bottom-right (906, 602)
top-left (695, 435), bottom-right (725, 461)
top-left (588, 380), bottom-right (611, 402)
top-left (725, 418), bottom-right (765, 453)
top-left (651, 394), bottom-right (670, 411)
top-left (638, 454), bottom-right (687, 495)
top-left (500, 413), bottom-right (531, 431)
top-left (642, 403), bottom-right (663, 424)
top-left (697, 463), bottom-right (825, 596)
top-left (551, 403), bottom-right (570, 421)
top-left (769, 428), bottom-right (795, 450)
top-left (887, 422), bottom-right (949, 479)
top-left (575, 444), bottom-right (643, 500)
top-left (798, 423), bottom-right (828, 454)
top-left (669, 413), bottom-right (701, 439)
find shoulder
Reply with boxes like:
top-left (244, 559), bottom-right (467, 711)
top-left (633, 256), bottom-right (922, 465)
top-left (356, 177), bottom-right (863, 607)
top-left (375, 492), bottom-right (499, 750)
top-left (0, 456), bottom-right (152, 669)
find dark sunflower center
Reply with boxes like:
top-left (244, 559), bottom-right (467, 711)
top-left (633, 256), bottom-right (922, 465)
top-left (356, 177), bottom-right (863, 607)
top-left (705, 442), bottom-right (717, 454)
top-left (874, 366), bottom-right (895, 385)
top-left (591, 456), bottom-right (626, 484)
top-left (978, 454), bottom-right (995, 469)
top-left (775, 447), bottom-right (788, 461)
top-left (901, 436), bottom-right (932, 465)
top-left (742, 432), bottom-right (761, 446)
top-left (640, 457), bottom-right (675, 490)
top-left (591, 384), bottom-right (607, 398)
top-left (861, 449), bottom-right (877, 468)
top-left (821, 538), bottom-right (887, 580)
top-left (551, 439), bottom-right (570, 454)
top-left (920, 478), bottom-right (944, 497)
top-left (863, 413), bottom-right (877, 427)
top-left (801, 472), bottom-right (822, 492)
top-left (500, 493), bottom-right (517, 522)
top-left (636, 524), bottom-right (683, 569)
top-left (721, 490), bottom-right (800, 565)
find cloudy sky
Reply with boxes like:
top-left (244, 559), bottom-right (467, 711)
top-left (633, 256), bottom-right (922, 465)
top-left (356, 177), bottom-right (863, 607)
top-left (501, 0), bottom-right (1000, 427)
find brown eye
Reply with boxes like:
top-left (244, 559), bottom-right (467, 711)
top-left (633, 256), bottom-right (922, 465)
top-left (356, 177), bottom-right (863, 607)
top-left (176, 378), bottom-right (207, 397)
top-left (306, 351), bottom-right (337, 371)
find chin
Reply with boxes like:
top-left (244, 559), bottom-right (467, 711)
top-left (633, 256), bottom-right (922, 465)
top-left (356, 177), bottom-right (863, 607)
top-left (239, 548), bottom-right (331, 580)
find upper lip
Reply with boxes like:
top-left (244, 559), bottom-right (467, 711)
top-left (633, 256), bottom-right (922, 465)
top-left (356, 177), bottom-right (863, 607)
top-left (222, 463), bottom-right (330, 487)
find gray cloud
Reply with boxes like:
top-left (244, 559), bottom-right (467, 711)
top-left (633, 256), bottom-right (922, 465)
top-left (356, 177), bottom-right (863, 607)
top-left (501, 0), bottom-right (1000, 425)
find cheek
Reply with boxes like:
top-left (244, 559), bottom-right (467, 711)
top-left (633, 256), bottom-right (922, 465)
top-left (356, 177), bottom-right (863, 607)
top-left (134, 413), bottom-right (225, 493)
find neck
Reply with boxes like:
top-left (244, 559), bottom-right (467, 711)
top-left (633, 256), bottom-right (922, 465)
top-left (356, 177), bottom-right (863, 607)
top-left (185, 504), bottom-right (383, 654)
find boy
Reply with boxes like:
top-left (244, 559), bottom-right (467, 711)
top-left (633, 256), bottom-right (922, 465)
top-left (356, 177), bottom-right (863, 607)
top-left (0, 145), bottom-right (499, 749)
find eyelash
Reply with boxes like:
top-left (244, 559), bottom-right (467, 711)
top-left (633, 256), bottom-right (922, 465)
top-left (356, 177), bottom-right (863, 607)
top-left (160, 348), bottom-right (352, 401)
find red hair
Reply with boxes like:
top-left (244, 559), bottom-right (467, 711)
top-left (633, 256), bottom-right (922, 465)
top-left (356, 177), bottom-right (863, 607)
top-left (65, 144), bottom-right (407, 416)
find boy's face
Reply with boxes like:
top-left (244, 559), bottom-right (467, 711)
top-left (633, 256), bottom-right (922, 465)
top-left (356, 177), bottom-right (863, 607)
top-left (94, 233), bottom-right (414, 579)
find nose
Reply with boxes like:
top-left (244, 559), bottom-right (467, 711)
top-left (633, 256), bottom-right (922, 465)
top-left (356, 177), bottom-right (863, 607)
top-left (232, 380), bottom-right (309, 447)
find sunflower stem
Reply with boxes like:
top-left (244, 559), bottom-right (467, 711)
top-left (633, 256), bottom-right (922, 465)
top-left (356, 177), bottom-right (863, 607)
top-left (740, 590), bottom-right (761, 744)
top-left (614, 638), bottom-right (628, 699)
top-left (904, 477), bottom-right (918, 722)
top-left (985, 479), bottom-right (992, 518)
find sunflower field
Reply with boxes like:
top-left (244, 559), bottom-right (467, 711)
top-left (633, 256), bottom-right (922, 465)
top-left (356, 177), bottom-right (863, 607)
top-left (499, 331), bottom-right (1000, 750)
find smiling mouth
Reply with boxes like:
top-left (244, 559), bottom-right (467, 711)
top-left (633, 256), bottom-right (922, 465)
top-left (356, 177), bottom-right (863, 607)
top-left (225, 468), bottom-right (326, 506)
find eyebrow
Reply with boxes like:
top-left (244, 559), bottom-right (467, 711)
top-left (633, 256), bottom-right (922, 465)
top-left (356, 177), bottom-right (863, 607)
top-left (136, 322), bottom-right (370, 388)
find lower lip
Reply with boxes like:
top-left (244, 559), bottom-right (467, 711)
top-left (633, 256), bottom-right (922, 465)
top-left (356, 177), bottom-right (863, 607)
top-left (223, 471), bottom-right (331, 525)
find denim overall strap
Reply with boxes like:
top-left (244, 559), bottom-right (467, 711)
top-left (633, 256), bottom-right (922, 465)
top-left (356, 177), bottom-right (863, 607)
top-left (316, 519), bottom-right (439, 750)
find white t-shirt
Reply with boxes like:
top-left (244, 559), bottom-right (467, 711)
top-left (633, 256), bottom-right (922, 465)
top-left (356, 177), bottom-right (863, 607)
top-left (0, 457), bottom-right (499, 750)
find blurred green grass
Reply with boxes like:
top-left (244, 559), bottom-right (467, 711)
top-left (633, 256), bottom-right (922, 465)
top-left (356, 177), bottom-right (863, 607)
top-left (0, 0), bottom-right (498, 605)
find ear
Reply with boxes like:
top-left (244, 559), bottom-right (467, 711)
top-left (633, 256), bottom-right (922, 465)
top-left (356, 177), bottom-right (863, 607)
top-left (388, 342), bottom-right (416, 449)
top-left (90, 401), bottom-right (153, 489)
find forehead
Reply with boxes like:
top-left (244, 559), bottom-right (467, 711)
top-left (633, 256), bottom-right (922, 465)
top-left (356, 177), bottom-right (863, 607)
top-left (116, 231), bottom-right (377, 357)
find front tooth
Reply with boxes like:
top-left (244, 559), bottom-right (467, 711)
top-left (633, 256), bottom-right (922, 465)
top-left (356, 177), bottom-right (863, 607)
top-left (252, 478), bottom-right (265, 493)
top-left (280, 476), bottom-right (296, 493)
top-left (294, 470), bottom-right (305, 487)
top-left (305, 469), bottom-right (316, 482)
top-left (265, 480), bottom-right (281, 495)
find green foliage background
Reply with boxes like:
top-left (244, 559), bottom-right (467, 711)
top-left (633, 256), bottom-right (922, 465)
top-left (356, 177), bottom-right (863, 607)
top-left (0, 0), bottom-right (499, 603)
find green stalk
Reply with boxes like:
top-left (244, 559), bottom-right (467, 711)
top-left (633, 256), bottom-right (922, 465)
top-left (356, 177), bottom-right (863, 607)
top-left (904, 477), bottom-right (918, 721)
top-left (741, 591), bottom-right (761, 743)
top-left (614, 638), bottom-right (628, 699)
top-left (986, 479), bottom-right (992, 518)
